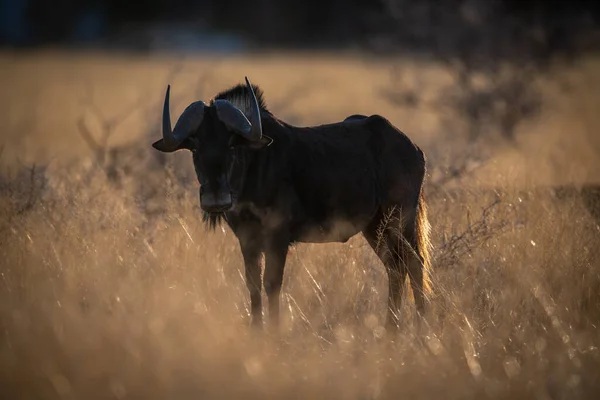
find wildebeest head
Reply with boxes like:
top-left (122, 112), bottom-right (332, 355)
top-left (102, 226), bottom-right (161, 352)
top-left (152, 77), bottom-right (271, 213)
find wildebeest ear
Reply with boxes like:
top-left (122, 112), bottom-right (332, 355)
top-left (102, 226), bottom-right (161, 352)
top-left (152, 138), bottom-right (193, 152)
top-left (230, 134), bottom-right (273, 150)
top-left (152, 139), bottom-right (174, 153)
top-left (245, 135), bottom-right (273, 149)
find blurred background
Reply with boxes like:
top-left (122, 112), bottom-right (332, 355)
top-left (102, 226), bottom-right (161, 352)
top-left (1, 0), bottom-right (599, 57)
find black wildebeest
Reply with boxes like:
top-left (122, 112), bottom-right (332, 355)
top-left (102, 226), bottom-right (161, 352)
top-left (152, 77), bottom-right (433, 330)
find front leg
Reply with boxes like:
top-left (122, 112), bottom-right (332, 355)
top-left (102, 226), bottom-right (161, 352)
top-left (236, 225), bottom-right (264, 328)
top-left (242, 244), bottom-right (263, 328)
top-left (263, 232), bottom-right (290, 329)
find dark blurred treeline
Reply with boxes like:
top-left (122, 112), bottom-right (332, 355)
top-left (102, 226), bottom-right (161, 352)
top-left (1, 0), bottom-right (599, 59)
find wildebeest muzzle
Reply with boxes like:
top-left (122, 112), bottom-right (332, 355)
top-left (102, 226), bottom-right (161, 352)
top-left (199, 175), bottom-right (233, 213)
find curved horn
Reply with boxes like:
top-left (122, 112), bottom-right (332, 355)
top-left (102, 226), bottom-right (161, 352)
top-left (214, 99), bottom-right (252, 136)
top-left (159, 85), bottom-right (207, 151)
top-left (245, 76), bottom-right (262, 141)
top-left (162, 85), bottom-right (175, 147)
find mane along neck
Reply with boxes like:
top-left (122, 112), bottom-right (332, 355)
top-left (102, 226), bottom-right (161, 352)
top-left (212, 82), bottom-right (268, 118)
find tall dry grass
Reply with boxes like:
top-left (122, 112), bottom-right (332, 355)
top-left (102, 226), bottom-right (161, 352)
top-left (1, 51), bottom-right (600, 399)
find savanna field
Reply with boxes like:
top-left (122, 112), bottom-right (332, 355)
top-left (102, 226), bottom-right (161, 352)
top-left (1, 50), bottom-right (600, 399)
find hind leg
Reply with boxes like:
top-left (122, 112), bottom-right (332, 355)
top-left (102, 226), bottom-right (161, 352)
top-left (385, 259), bottom-right (408, 328)
top-left (401, 221), bottom-right (427, 317)
top-left (363, 211), bottom-right (408, 329)
top-left (407, 249), bottom-right (426, 316)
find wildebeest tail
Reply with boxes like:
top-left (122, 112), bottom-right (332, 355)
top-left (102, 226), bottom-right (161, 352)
top-left (416, 190), bottom-right (433, 296)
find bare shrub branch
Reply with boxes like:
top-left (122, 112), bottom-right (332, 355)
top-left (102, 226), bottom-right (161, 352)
top-left (435, 198), bottom-right (510, 270)
top-left (75, 63), bottom-right (186, 185)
